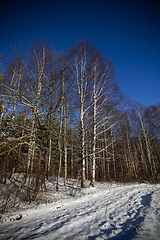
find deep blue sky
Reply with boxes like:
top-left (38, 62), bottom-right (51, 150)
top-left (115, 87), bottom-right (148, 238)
top-left (0, 0), bottom-right (160, 106)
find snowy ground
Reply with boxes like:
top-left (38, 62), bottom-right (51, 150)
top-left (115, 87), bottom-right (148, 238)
top-left (0, 179), bottom-right (160, 240)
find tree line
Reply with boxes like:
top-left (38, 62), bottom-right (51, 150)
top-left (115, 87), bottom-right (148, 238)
top-left (0, 40), bottom-right (160, 205)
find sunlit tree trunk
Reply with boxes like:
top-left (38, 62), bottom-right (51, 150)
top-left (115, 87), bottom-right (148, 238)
top-left (27, 64), bottom-right (42, 175)
top-left (70, 131), bottom-right (74, 179)
top-left (56, 104), bottom-right (63, 191)
top-left (85, 131), bottom-right (89, 180)
top-left (64, 106), bottom-right (67, 186)
top-left (137, 129), bottom-right (148, 174)
top-left (76, 53), bottom-right (87, 188)
top-left (126, 131), bottom-right (137, 180)
top-left (48, 137), bottom-right (52, 176)
top-left (137, 106), bottom-right (156, 179)
top-left (91, 67), bottom-right (97, 187)
top-left (111, 127), bottom-right (116, 181)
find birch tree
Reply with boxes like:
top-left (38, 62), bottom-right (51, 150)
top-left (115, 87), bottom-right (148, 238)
top-left (136, 104), bottom-right (157, 180)
top-left (89, 51), bottom-right (122, 186)
top-left (67, 40), bottom-right (92, 188)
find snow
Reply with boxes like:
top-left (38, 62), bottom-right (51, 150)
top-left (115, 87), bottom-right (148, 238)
top-left (0, 180), bottom-right (160, 240)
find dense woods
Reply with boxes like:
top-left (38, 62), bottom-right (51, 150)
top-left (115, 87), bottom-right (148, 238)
top-left (0, 40), bottom-right (160, 212)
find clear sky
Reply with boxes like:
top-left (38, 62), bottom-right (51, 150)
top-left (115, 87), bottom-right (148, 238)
top-left (0, 0), bottom-right (160, 106)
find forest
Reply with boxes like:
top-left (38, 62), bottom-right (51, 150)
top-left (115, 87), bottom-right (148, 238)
top-left (0, 40), bottom-right (160, 212)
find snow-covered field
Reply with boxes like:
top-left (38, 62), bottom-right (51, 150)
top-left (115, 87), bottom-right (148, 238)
top-left (0, 179), bottom-right (160, 240)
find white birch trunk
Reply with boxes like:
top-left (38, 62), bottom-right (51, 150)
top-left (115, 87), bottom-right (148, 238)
top-left (111, 127), bottom-right (116, 181)
top-left (64, 106), bottom-right (67, 186)
top-left (85, 136), bottom-right (89, 180)
top-left (137, 131), bottom-right (148, 173)
top-left (56, 104), bottom-right (63, 191)
top-left (91, 71), bottom-right (96, 187)
top-left (81, 102), bottom-right (86, 188)
top-left (71, 138), bottom-right (74, 179)
top-left (27, 47), bottom-right (44, 175)
top-left (126, 132), bottom-right (137, 180)
top-left (138, 108), bottom-right (155, 179)
top-left (48, 137), bottom-right (52, 174)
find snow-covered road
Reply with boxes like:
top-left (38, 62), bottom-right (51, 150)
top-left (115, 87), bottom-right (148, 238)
top-left (0, 181), bottom-right (160, 240)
